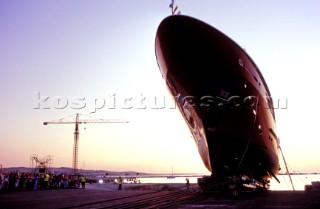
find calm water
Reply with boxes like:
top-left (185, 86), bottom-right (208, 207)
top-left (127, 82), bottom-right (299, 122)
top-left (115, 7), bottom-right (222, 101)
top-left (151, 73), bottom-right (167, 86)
top-left (135, 174), bottom-right (320, 191)
top-left (269, 174), bottom-right (320, 191)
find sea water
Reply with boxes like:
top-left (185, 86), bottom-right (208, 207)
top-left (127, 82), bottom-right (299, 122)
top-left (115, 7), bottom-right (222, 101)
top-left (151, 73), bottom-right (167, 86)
top-left (135, 174), bottom-right (320, 191)
top-left (269, 174), bottom-right (320, 191)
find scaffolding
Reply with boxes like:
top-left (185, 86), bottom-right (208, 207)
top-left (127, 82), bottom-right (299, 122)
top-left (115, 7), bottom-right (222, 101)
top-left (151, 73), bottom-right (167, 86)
top-left (30, 154), bottom-right (53, 173)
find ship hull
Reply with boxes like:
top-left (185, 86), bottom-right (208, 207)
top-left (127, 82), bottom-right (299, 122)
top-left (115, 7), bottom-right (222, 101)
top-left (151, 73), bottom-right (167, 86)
top-left (155, 15), bottom-right (280, 185)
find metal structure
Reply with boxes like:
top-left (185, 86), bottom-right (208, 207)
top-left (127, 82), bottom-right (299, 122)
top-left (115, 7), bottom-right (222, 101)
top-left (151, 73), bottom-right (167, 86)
top-left (278, 144), bottom-right (295, 191)
top-left (30, 154), bottom-right (53, 172)
top-left (43, 113), bottom-right (128, 173)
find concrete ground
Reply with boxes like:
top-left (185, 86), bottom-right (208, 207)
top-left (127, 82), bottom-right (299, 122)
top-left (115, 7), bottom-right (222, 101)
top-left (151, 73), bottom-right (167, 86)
top-left (0, 183), bottom-right (319, 209)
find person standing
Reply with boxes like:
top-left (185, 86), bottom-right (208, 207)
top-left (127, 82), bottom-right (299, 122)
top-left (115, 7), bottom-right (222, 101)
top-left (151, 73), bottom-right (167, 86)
top-left (43, 173), bottom-right (50, 189)
top-left (186, 178), bottom-right (190, 190)
top-left (117, 177), bottom-right (123, 190)
top-left (80, 176), bottom-right (86, 189)
top-left (0, 173), bottom-right (3, 191)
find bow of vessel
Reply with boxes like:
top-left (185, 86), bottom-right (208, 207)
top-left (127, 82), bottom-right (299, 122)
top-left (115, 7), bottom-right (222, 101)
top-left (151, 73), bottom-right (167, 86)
top-left (155, 15), bottom-right (281, 190)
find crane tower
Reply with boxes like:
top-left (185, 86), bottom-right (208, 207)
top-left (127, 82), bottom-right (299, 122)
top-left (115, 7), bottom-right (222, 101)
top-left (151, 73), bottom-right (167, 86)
top-left (43, 113), bottom-right (128, 173)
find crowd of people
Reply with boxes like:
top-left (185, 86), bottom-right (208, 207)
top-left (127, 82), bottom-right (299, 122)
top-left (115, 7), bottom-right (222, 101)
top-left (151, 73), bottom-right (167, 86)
top-left (0, 171), bottom-right (86, 192)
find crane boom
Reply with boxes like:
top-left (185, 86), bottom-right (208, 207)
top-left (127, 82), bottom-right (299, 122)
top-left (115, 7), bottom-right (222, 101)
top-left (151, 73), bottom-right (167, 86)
top-left (43, 113), bottom-right (128, 173)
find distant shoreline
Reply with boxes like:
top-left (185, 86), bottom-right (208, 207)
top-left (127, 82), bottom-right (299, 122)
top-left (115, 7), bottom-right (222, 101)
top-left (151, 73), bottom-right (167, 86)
top-left (0, 166), bottom-right (209, 177)
top-left (2, 167), bottom-right (319, 176)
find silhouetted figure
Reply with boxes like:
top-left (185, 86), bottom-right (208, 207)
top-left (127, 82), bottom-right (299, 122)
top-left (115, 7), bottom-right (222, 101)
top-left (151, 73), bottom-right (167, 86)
top-left (186, 178), bottom-right (190, 190)
top-left (118, 177), bottom-right (123, 190)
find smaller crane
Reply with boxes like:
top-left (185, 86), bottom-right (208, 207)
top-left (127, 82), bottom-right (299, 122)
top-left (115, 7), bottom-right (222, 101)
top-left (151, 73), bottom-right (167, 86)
top-left (44, 113), bottom-right (128, 173)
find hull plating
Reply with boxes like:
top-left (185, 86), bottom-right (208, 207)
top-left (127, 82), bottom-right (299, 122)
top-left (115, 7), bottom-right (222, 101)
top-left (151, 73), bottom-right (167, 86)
top-left (155, 15), bottom-right (280, 183)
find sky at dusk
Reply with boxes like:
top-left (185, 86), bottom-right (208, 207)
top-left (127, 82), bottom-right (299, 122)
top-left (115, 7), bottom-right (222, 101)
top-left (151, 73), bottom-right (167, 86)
top-left (1, 0), bottom-right (320, 174)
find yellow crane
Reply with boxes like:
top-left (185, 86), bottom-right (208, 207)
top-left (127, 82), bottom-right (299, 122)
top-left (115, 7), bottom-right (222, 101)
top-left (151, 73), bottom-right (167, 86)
top-left (44, 113), bottom-right (128, 173)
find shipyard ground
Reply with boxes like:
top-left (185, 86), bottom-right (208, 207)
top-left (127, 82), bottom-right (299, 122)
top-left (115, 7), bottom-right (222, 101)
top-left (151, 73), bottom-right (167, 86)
top-left (1, 183), bottom-right (320, 209)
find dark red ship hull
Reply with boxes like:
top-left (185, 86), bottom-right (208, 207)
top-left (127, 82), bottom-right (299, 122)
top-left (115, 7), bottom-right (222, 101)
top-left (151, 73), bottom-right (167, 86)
top-left (155, 15), bottom-right (280, 186)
